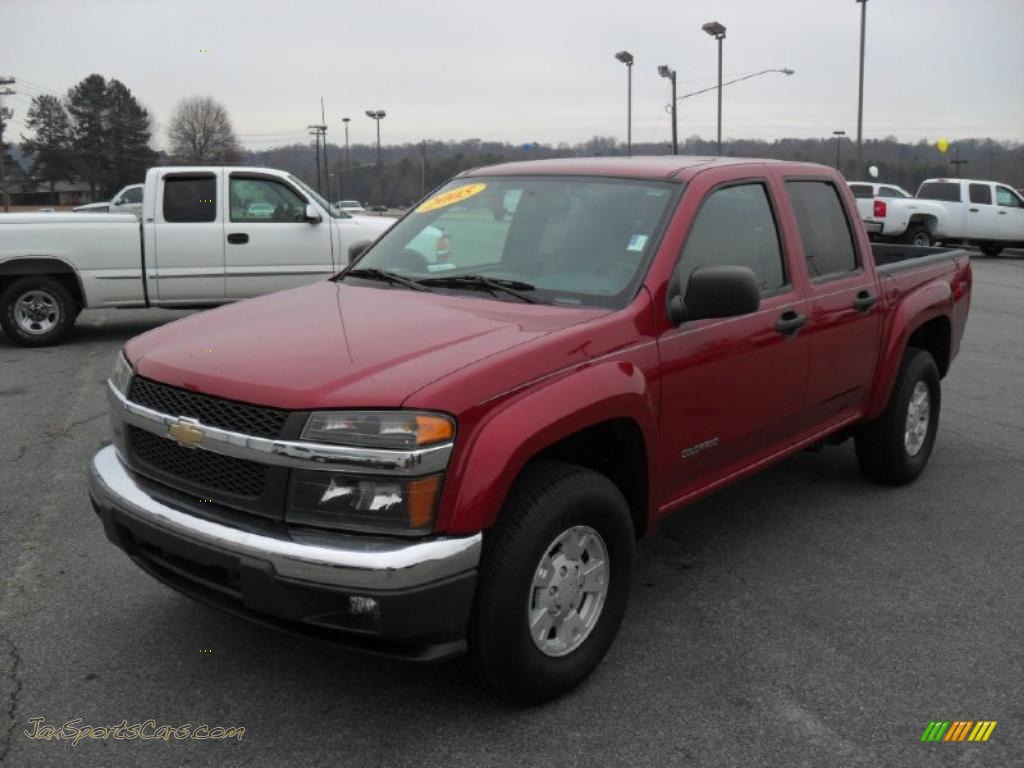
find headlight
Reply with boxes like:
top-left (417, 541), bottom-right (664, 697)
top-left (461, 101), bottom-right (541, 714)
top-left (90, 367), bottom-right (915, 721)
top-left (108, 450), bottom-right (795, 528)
top-left (110, 351), bottom-right (134, 395)
top-left (287, 471), bottom-right (443, 536)
top-left (301, 411), bottom-right (454, 449)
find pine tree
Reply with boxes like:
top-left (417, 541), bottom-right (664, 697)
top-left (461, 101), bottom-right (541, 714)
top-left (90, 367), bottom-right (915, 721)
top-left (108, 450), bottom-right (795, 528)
top-left (66, 74), bottom-right (109, 198)
top-left (21, 94), bottom-right (74, 204)
top-left (105, 79), bottom-right (156, 190)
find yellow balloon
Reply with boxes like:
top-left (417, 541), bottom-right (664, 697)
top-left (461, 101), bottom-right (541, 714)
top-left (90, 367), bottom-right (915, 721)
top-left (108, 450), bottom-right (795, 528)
top-left (937, 138), bottom-right (949, 153)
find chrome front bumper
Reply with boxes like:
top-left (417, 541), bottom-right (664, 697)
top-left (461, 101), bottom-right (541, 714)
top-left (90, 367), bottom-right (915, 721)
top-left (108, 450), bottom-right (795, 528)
top-left (88, 444), bottom-right (481, 591)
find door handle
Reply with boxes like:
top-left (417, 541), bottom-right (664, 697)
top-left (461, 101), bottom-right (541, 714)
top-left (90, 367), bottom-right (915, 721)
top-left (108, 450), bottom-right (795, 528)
top-left (969, 208), bottom-right (979, 213)
top-left (775, 310), bottom-right (806, 337)
top-left (227, 233), bottom-right (249, 244)
top-left (852, 290), bottom-right (877, 313)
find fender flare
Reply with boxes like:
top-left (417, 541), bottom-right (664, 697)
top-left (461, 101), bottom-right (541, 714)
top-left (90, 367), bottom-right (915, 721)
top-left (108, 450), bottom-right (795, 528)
top-left (864, 279), bottom-right (951, 420)
top-left (0, 256), bottom-right (87, 305)
top-left (438, 360), bottom-right (657, 535)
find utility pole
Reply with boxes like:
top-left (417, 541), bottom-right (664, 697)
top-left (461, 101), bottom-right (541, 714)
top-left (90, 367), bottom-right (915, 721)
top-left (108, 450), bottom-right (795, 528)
top-left (0, 76), bottom-right (15, 212)
top-left (320, 98), bottom-right (331, 203)
top-left (658, 65), bottom-right (677, 154)
top-left (614, 52), bottom-right (634, 155)
top-left (341, 117), bottom-right (350, 199)
top-left (855, 0), bottom-right (868, 179)
top-left (950, 147), bottom-right (968, 178)
top-left (308, 123), bottom-right (326, 195)
top-left (701, 22), bottom-right (727, 155)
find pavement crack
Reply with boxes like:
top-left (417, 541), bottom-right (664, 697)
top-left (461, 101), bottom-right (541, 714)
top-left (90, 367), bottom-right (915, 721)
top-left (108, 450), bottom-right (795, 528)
top-left (0, 634), bottom-right (23, 766)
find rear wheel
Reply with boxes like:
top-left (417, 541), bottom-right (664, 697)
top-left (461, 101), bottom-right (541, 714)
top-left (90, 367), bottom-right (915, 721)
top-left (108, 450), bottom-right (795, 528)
top-left (980, 244), bottom-right (1003, 257)
top-left (0, 276), bottom-right (78, 347)
top-left (855, 347), bottom-right (940, 485)
top-left (468, 461), bottom-right (635, 705)
top-left (903, 225), bottom-right (933, 247)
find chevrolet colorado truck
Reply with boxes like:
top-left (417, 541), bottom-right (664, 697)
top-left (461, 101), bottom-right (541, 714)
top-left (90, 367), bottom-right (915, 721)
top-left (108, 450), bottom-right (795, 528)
top-left (0, 165), bottom-right (445, 347)
top-left (88, 157), bottom-right (972, 704)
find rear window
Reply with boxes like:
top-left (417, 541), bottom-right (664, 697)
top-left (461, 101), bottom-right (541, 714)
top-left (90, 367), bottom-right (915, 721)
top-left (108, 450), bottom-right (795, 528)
top-left (163, 176), bottom-right (216, 222)
top-left (969, 184), bottom-right (992, 205)
top-left (917, 182), bottom-right (961, 203)
top-left (879, 186), bottom-right (908, 199)
top-left (785, 180), bottom-right (859, 279)
top-left (848, 184), bottom-right (874, 199)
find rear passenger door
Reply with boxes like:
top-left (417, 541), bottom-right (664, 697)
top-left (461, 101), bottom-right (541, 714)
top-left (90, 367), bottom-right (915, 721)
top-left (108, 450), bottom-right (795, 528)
top-left (152, 172), bottom-right (225, 302)
top-left (657, 170), bottom-right (810, 504)
top-left (781, 178), bottom-right (881, 428)
top-left (994, 186), bottom-right (1024, 243)
top-left (965, 183), bottom-right (998, 240)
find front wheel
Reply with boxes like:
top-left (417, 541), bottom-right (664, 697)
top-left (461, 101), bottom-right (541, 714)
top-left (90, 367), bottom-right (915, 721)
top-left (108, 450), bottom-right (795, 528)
top-left (979, 244), bottom-right (1003, 257)
top-left (468, 461), bottom-right (635, 705)
top-left (855, 347), bottom-right (940, 485)
top-left (0, 276), bottom-right (78, 347)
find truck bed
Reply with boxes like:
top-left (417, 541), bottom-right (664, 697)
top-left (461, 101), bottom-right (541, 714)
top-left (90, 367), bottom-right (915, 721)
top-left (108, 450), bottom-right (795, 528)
top-left (871, 243), bottom-right (970, 274)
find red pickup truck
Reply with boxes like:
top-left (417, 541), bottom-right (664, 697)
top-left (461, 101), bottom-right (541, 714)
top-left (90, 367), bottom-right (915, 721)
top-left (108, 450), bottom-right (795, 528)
top-left (89, 157), bottom-right (972, 704)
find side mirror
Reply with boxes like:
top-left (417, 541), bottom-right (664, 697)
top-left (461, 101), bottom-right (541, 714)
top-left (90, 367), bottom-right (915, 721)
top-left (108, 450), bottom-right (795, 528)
top-left (304, 203), bottom-right (322, 223)
top-left (668, 265), bottom-right (761, 325)
top-left (348, 240), bottom-right (374, 263)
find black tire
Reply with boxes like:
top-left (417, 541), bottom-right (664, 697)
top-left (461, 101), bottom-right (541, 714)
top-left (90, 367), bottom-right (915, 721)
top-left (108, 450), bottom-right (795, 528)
top-left (468, 461), bottom-right (635, 705)
top-left (0, 276), bottom-right (78, 347)
top-left (980, 244), bottom-right (1003, 257)
top-left (855, 347), bottom-right (940, 485)
top-left (903, 225), bottom-right (933, 247)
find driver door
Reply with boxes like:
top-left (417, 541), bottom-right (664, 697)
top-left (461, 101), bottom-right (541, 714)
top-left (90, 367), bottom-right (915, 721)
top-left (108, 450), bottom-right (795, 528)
top-left (224, 173), bottom-right (336, 299)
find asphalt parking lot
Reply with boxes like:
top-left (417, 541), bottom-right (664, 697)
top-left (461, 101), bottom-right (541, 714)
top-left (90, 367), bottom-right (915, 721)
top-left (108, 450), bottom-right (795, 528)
top-left (1, 251), bottom-right (1021, 767)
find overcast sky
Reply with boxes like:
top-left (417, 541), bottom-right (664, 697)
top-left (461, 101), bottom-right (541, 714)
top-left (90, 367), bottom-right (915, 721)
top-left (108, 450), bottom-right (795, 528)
top-left (3, 0), bottom-right (1022, 151)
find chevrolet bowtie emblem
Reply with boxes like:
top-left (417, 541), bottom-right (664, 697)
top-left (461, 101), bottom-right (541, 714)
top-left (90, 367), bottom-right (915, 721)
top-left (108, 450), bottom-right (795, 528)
top-left (168, 419), bottom-right (204, 448)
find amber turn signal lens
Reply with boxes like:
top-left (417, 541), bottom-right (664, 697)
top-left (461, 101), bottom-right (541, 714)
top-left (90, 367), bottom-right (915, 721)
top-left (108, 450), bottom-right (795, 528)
top-left (415, 415), bottom-right (454, 446)
top-left (406, 475), bottom-right (442, 528)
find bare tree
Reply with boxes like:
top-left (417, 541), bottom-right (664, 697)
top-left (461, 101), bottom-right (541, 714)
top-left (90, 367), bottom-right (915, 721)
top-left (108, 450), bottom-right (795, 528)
top-left (167, 96), bottom-right (241, 163)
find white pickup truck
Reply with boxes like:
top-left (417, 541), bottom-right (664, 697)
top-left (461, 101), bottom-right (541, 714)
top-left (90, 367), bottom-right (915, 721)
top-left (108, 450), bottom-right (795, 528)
top-left (0, 166), bottom-right (443, 346)
top-left (915, 178), bottom-right (1024, 257)
top-left (847, 181), bottom-right (948, 246)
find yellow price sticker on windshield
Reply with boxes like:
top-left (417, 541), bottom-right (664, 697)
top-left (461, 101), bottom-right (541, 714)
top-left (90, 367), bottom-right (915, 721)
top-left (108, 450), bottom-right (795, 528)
top-left (416, 183), bottom-right (487, 213)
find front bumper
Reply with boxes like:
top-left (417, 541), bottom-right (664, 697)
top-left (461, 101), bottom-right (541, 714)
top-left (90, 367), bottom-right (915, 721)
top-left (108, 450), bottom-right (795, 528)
top-left (88, 444), bottom-right (480, 660)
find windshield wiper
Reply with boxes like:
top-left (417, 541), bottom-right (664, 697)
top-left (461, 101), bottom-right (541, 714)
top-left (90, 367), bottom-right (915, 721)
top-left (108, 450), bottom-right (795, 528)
top-left (341, 267), bottom-right (431, 292)
top-left (418, 274), bottom-right (538, 303)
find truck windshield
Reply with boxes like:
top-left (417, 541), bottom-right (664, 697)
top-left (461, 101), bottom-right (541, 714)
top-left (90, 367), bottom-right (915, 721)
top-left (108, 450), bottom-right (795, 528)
top-left (288, 174), bottom-right (350, 218)
top-left (347, 176), bottom-right (678, 309)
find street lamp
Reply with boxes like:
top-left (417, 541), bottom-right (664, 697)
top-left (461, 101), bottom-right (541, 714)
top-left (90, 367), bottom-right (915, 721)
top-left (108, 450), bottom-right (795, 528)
top-left (658, 65), bottom-right (678, 155)
top-left (702, 20), bottom-right (727, 155)
top-left (365, 110), bottom-right (386, 166)
top-left (664, 68), bottom-right (793, 152)
top-left (614, 50), bottom-right (634, 155)
top-left (855, 0), bottom-right (868, 179)
top-left (832, 130), bottom-right (846, 171)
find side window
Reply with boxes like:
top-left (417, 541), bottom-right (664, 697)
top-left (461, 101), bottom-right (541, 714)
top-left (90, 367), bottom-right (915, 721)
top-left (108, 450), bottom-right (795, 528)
top-left (785, 180), bottom-right (859, 279)
top-left (230, 177), bottom-right (307, 222)
top-left (995, 187), bottom-right (1023, 208)
top-left (969, 184), bottom-right (992, 205)
top-left (163, 177), bottom-right (216, 223)
top-left (679, 183), bottom-right (787, 293)
top-left (917, 182), bottom-right (962, 202)
top-left (879, 186), bottom-right (905, 198)
top-left (848, 184), bottom-right (874, 199)
top-left (122, 186), bottom-right (143, 204)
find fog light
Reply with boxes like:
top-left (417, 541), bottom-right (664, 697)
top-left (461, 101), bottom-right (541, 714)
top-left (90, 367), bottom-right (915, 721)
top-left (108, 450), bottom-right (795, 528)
top-left (287, 471), bottom-right (442, 536)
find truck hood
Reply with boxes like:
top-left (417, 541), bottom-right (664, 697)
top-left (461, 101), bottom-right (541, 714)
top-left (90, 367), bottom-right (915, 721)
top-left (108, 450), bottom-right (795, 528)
top-left (126, 281), bottom-right (605, 410)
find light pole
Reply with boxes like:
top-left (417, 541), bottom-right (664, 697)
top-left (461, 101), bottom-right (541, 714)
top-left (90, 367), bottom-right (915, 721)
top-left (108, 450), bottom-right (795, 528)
top-left (702, 21), bottom-right (727, 155)
top-left (614, 51), bottom-right (634, 155)
top-left (341, 116), bottom-right (350, 198)
top-left (833, 130), bottom-right (846, 171)
top-left (658, 65), bottom-right (678, 155)
top-left (855, 0), bottom-right (868, 179)
top-left (365, 110), bottom-right (385, 166)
